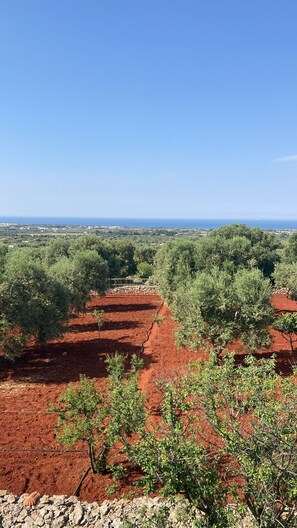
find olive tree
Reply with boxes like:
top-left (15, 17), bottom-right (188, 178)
top-left (0, 252), bottom-right (70, 357)
top-left (174, 268), bottom-right (273, 360)
top-left (154, 240), bottom-right (199, 303)
top-left (209, 224), bottom-right (280, 277)
top-left (71, 250), bottom-right (109, 297)
top-left (51, 354), bottom-right (146, 475)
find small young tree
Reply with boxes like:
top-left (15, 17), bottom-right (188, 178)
top-left (153, 312), bottom-right (165, 339)
top-left (129, 376), bottom-right (229, 528)
top-left (273, 312), bottom-right (297, 353)
top-left (50, 353), bottom-right (146, 475)
top-left (92, 309), bottom-right (105, 333)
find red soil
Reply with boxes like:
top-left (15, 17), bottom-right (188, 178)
top-left (0, 292), bottom-right (296, 502)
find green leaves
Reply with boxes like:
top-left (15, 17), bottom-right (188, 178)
top-left (50, 353), bottom-right (146, 474)
top-left (174, 267), bottom-right (273, 357)
top-left (0, 255), bottom-right (70, 355)
top-left (273, 312), bottom-right (297, 352)
top-left (192, 353), bottom-right (297, 528)
top-left (273, 262), bottom-right (297, 300)
top-left (50, 348), bottom-right (297, 527)
top-left (129, 375), bottom-right (228, 527)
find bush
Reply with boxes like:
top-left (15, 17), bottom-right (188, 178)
top-left (50, 353), bottom-right (146, 474)
top-left (137, 262), bottom-right (154, 278)
top-left (174, 267), bottom-right (273, 360)
top-left (193, 353), bottom-right (297, 528)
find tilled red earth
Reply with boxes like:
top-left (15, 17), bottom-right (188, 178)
top-left (0, 292), bottom-right (296, 502)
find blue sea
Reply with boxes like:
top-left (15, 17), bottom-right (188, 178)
top-left (1, 217), bottom-right (297, 230)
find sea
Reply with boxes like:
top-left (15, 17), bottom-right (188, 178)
top-left (1, 217), bottom-right (297, 230)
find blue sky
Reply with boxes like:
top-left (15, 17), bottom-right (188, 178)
top-left (1, 1), bottom-right (297, 219)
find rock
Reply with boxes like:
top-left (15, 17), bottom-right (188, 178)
top-left (34, 515), bottom-right (45, 527)
top-left (67, 495), bottom-right (78, 504)
top-left (52, 516), bottom-right (68, 528)
top-left (70, 502), bottom-right (84, 524)
top-left (43, 511), bottom-right (54, 522)
top-left (18, 509), bottom-right (28, 521)
top-left (39, 495), bottom-right (52, 505)
top-left (111, 519), bottom-right (122, 528)
top-left (100, 501), bottom-right (111, 517)
top-left (0, 490), bottom-right (257, 527)
top-left (23, 516), bottom-right (34, 528)
top-left (6, 494), bottom-right (16, 504)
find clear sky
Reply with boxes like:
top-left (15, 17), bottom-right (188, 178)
top-left (1, 1), bottom-right (297, 219)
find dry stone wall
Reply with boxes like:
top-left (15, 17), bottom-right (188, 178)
top-left (0, 491), bottom-right (255, 528)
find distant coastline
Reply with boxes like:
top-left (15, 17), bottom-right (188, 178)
top-left (0, 217), bottom-right (297, 230)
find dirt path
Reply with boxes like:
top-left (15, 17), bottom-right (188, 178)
top-left (138, 302), bottom-right (201, 413)
top-left (138, 302), bottom-right (167, 396)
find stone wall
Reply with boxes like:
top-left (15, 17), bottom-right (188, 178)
top-left (0, 491), bottom-right (255, 528)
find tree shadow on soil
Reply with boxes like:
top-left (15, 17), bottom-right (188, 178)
top-left (0, 338), bottom-right (154, 384)
top-left (87, 303), bottom-right (157, 314)
top-left (233, 348), bottom-right (297, 376)
top-left (68, 321), bottom-right (141, 333)
top-left (274, 308), bottom-right (296, 315)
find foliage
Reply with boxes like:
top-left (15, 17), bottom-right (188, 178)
top-left (273, 262), bottom-right (297, 300)
top-left (273, 312), bottom-right (297, 352)
top-left (69, 233), bottom-right (102, 255)
top-left (174, 267), bottom-right (273, 358)
top-left (92, 309), bottom-right (105, 332)
top-left (50, 353), bottom-right (146, 474)
top-left (69, 235), bottom-right (137, 278)
top-left (193, 353), bottom-right (297, 528)
top-left (44, 238), bottom-right (70, 267)
top-left (0, 253), bottom-right (70, 355)
top-left (49, 250), bottom-right (109, 311)
top-left (49, 257), bottom-right (89, 312)
top-left (284, 231), bottom-right (297, 263)
top-left (113, 240), bottom-right (137, 277)
top-left (50, 346), bottom-right (297, 527)
top-left (0, 319), bottom-right (28, 360)
top-left (71, 250), bottom-right (109, 296)
top-left (208, 224), bottom-right (280, 277)
top-left (129, 377), bottom-right (229, 528)
top-left (134, 244), bottom-right (157, 266)
top-left (153, 313), bottom-right (165, 327)
top-left (0, 242), bottom-right (8, 279)
top-left (154, 240), bottom-right (199, 303)
top-left (154, 225), bottom-right (279, 305)
top-left (137, 261), bottom-right (154, 278)
top-left (194, 235), bottom-right (253, 274)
